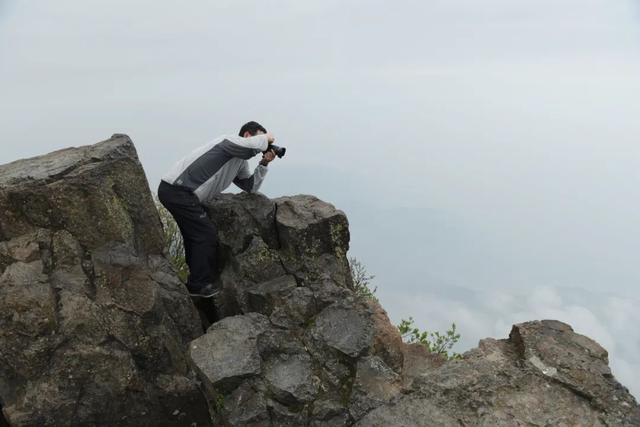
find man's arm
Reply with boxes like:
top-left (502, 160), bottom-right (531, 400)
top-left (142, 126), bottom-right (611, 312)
top-left (233, 160), bottom-right (269, 193)
top-left (220, 134), bottom-right (273, 159)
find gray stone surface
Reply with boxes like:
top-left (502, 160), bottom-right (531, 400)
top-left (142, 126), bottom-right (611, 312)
top-left (348, 356), bottom-right (402, 420)
top-left (198, 188), bottom-right (640, 427)
top-left (353, 396), bottom-right (460, 427)
top-left (0, 135), bottom-right (210, 426)
top-left (189, 313), bottom-right (270, 393)
top-left (306, 301), bottom-right (374, 358)
top-left (222, 380), bottom-right (271, 427)
top-left (264, 353), bottom-right (319, 405)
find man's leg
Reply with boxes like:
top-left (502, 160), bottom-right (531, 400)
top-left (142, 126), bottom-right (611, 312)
top-left (158, 182), bottom-right (218, 290)
top-left (177, 209), bottom-right (218, 288)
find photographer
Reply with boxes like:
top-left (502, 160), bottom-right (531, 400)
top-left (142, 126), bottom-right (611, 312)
top-left (157, 121), bottom-right (277, 298)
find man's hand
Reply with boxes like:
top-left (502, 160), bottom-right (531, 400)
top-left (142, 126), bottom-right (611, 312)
top-left (260, 149), bottom-right (276, 166)
top-left (265, 132), bottom-right (275, 144)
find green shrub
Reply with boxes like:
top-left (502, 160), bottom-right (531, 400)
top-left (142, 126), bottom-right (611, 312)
top-left (397, 317), bottom-right (462, 360)
top-left (349, 256), bottom-right (462, 360)
top-left (349, 256), bottom-right (378, 302)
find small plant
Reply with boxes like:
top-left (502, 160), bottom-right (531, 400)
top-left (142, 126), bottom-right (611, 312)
top-left (213, 393), bottom-right (225, 413)
top-left (397, 316), bottom-right (462, 360)
top-left (349, 256), bottom-right (378, 302)
top-left (348, 257), bottom-right (462, 360)
top-left (155, 198), bottom-right (189, 282)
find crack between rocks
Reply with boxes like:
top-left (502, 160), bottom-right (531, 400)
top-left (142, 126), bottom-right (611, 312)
top-left (69, 378), bottom-right (88, 422)
top-left (101, 301), bottom-right (146, 318)
top-left (547, 374), bottom-right (604, 412)
top-left (272, 202), bottom-right (303, 288)
top-left (39, 156), bottom-right (103, 186)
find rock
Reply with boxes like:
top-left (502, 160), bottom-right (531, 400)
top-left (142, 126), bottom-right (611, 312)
top-left (348, 356), bottom-right (402, 420)
top-left (353, 396), bottom-right (460, 427)
top-left (264, 353), bottom-right (319, 405)
top-left (0, 135), bottom-right (210, 426)
top-left (310, 399), bottom-right (350, 427)
top-left (222, 380), bottom-right (271, 427)
top-left (2, 136), bottom-right (639, 426)
top-left (367, 299), bottom-right (405, 373)
top-left (206, 192), bottom-right (279, 256)
top-left (189, 313), bottom-right (270, 393)
top-left (220, 236), bottom-right (287, 314)
top-left (266, 398), bottom-right (309, 426)
top-left (399, 342), bottom-right (445, 389)
top-left (510, 320), bottom-right (640, 424)
top-left (269, 286), bottom-right (316, 329)
top-left (306, 300), bottom-right (374, 358)
top-left (364, 322), bottom-right (640, 426)
top-left (199, 191), bottom-right (640, 425)
top-left (273, 195), bottom-right (352, 288)
top-left (247, 274), bottom-right (298, 315)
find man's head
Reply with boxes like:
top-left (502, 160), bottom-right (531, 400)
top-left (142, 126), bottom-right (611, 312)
top-left (239, 121), bottom-right (267, 138)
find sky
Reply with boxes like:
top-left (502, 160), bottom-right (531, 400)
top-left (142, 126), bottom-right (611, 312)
top-left (1, 0), bottom-right (639, 398)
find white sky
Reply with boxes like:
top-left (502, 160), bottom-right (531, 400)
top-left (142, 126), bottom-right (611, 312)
top-left (1, 0), bottom-right (639, 397)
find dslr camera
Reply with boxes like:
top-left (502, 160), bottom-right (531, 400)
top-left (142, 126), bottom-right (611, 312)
top-left (265, 144), bottom-right (286, 158)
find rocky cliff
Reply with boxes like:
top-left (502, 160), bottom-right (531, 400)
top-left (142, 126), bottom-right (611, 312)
top-left (0, 135), bottom-right (638, 426)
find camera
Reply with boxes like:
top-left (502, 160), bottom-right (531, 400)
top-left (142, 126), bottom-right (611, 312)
top-left (265, 144), bottom-right (286, 158)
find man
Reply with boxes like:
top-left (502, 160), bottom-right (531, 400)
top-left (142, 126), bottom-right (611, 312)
top-left (158, 121), bottom-right (277, 298)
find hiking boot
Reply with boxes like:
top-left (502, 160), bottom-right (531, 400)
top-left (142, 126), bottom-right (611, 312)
top-left (187, 283), bottom-right (220, 299)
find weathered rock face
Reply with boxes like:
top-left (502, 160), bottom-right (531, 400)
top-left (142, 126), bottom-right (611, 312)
top-left (1, 136), bottom-right (639, 426)
top-left (0, 136), bottom-right (210, 426)
top-left (189, 191), bottom-right (405, 426)
top-left (357, 321), bottom-right (640, 427)
top-left (192, 192), bottom-right (640, 426)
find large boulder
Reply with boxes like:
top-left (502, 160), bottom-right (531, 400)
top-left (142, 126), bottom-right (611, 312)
top-left (356, 320), bottom-right (640, 426)
top-left (0, 135), bottom-right (210, 426)
top-left (191, 187), bottom-right (640, 426)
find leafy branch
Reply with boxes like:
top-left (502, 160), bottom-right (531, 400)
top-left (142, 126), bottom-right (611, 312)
top-left (397, 317), bottom-right (462, 360)
top-left (349, 256), bottom-right (462, 360)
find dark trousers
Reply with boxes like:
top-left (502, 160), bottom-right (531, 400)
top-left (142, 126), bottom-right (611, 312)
top-left (157, 180), bottom-right (218, 289)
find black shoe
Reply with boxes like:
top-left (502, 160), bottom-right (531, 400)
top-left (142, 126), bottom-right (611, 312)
top-left (188, 283), bottom-right (220, 299)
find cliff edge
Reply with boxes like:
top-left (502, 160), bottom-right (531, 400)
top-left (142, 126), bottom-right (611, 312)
top-left (0, 135), bottom-right (638, 426)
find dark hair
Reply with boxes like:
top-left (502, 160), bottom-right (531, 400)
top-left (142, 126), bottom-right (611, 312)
top-left (238, 121), bottom-right (267, 137)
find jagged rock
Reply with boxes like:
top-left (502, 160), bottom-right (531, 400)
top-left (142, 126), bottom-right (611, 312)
top-left (348, 356), bottom-right (402, 420)
top-left (399, 342), bottom-right (445, 389)
top-left (189, 313), bottom-right (270, 393)
top-left (353, 395), bottom-right (460, 426)
top-left (0, 136), bottom-right (210, 426)
top-left (358, 321), bottom-right (640, 426)
top-left (273, 195), bottom-right (351, 288)
top-left (306, 299), bottom-right (374, 358)
top-left (206, 192), bottom-right (279, 256)
top-left (269, 286), bottom-right (316, 329)
top-left (510, 320), bottom-right (640, 424)
top-left (198, 188), bottom-right (640, 426)
top-left (310, 399), bottom-right (351, 427)
top-left (2, 136), bottom-right (639, 426)
top-left (266, 398), bottom-right (309, 426)
top-left (247, 274), bottom-right (298, 314)
top-left (264, 353), bottom-right (319, 405)
top-left (206, 193), bottom-right (354, 317)
top-left (223, 380), bottom-right (271, 426)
